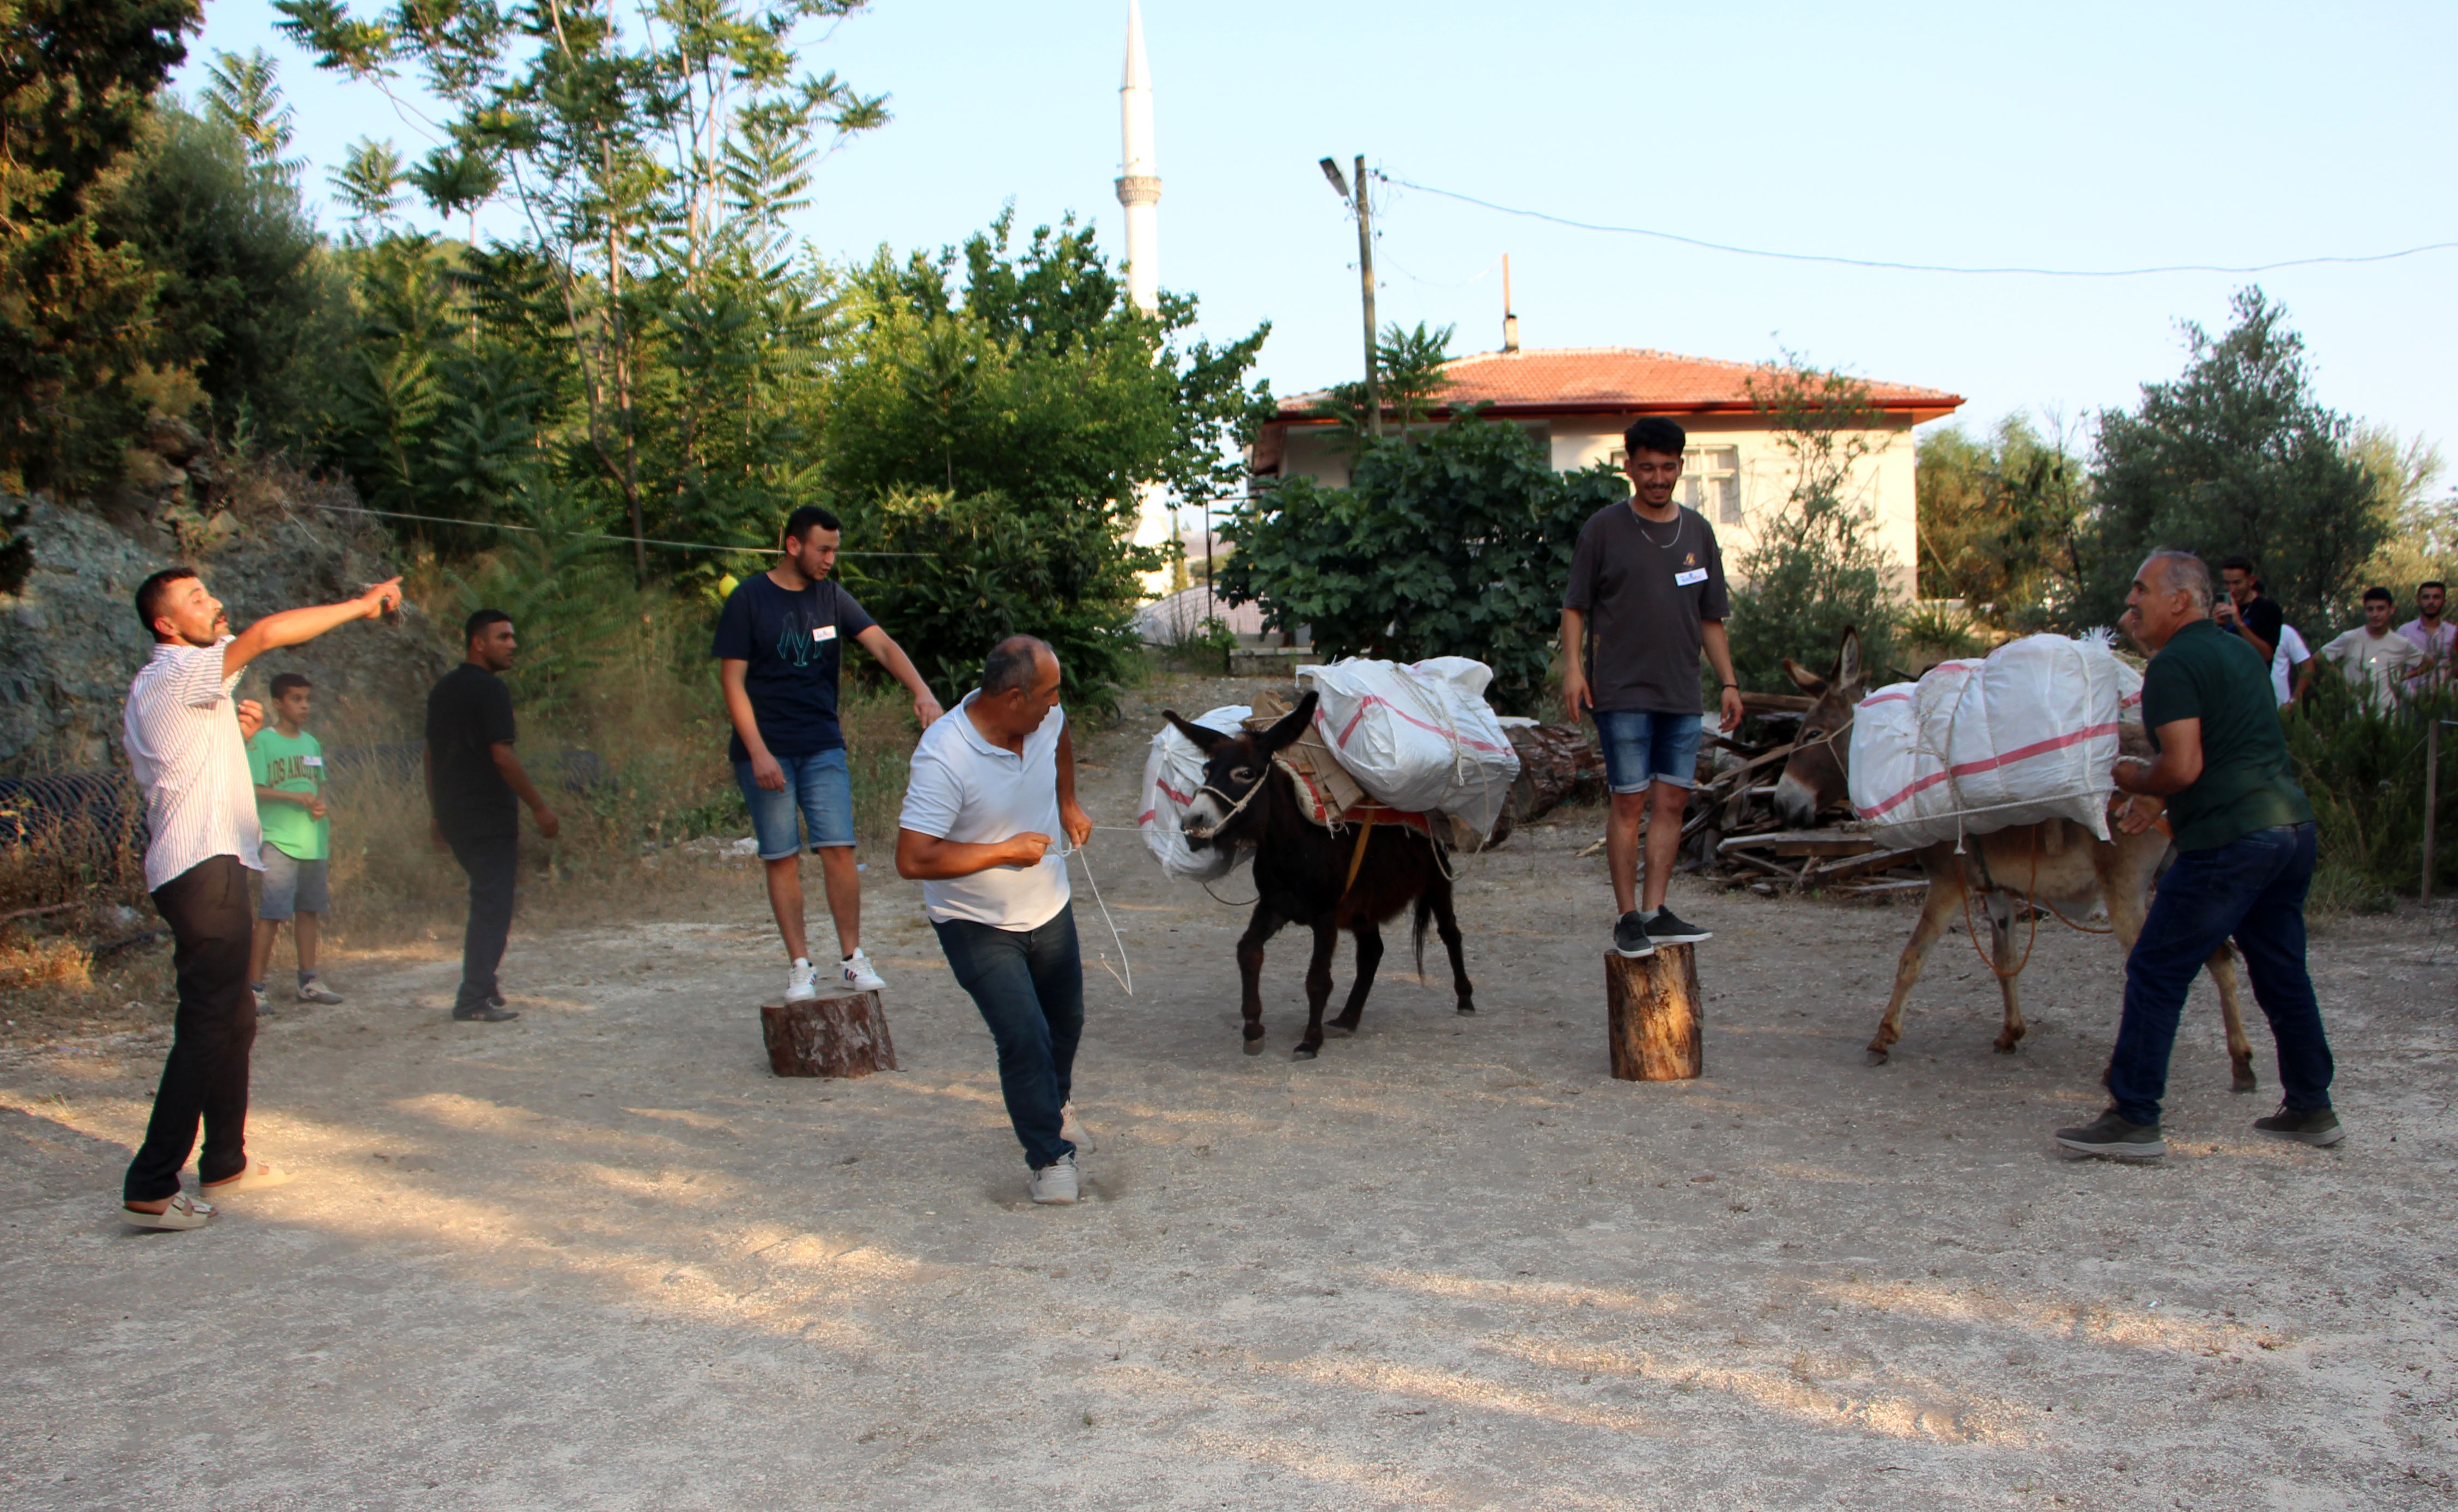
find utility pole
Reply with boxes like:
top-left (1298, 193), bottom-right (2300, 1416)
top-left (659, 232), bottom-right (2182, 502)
top-left (1320, 155), bottom-right (1382, 437)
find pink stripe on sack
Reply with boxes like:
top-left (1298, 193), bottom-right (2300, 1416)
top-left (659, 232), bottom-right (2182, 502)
top-left (1320, 694), bottom-right (1513, 755)
top-left (1857, 721), bottom-right (2121, 820)
top-left (1136, 809), bottom-right (1156, 825)
top-left (1157, 781), bottom-right (1193, 805)
top-left (1861, 692), bottom-right (1912, 708)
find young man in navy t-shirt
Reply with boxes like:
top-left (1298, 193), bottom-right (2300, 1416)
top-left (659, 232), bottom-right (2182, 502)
top-left (715, 505), bottom-right (944, 1001)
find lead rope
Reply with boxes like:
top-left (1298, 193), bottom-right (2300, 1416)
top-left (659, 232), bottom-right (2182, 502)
top-left (1057, 839), bottom-right (1134, 996)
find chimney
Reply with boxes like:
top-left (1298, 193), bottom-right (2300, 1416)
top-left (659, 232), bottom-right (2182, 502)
top-left (1502, 253), bottom-right (1520, 353)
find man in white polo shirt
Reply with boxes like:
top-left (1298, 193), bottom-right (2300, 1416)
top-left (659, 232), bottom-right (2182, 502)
top-left (896, 636), bottom-right (1095, 1204)
top-left (118, 565), bottom-right (402, 1230)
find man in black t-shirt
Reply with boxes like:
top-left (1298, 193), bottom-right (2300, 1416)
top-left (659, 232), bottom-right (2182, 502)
top-left (425, 609), bottom-right (559, 1022)
top-left (716, 505), bottom-right (942, 1004)
top-left (2214, 554), bottom-right (2283, 666)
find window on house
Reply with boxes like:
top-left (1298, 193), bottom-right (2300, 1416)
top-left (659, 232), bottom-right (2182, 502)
top-left (1684, 446), bottom-right (1742, 523)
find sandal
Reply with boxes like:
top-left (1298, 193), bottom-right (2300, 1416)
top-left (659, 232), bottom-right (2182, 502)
top-left (121, 1192), bottom-right (216, 1230)
top-left (202, 1161), bottom-right (295, 1194)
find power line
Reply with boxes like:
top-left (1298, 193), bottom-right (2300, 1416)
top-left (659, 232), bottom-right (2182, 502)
top-left (1376, 170), bottom-right (2458, 279)
top-left (300, 501), bottom-right (933, 557)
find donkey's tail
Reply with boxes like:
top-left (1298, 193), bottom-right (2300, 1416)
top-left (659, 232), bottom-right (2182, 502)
top-left (1413, 894), bottom-right (1433, 979)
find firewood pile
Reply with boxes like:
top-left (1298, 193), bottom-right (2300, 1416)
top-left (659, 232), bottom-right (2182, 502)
top-left (1520, 693), bottom-right (1931, 901)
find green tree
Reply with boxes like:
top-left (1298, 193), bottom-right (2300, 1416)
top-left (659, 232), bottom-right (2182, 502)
top-left (823, 212), bottom-right (1271, 708)
top-left (1723, 365), bottom-right (1902, 691)
top-left (2083, 287), bottom-right (2384, 631)
top-left (1219, 413), bottom-right (1624, 716)
top-left (0, 0), bottom-right (203, 495)
top-left (1915, 413), bottom-right (2091, 628)
top-left (1306, 320), bottom-right (1453, 442)
top-left (277, 0), bottom-right (889, 576)
top-left (106, 97), bottom-right (351, 449)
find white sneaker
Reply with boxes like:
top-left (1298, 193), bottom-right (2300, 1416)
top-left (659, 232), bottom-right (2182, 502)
top-left (784, 959), bottom-right (819, 1003)
top-left (1029, 1153), bottom-right (1080, 1205)
top-left (840, 949), bottom-right (886, 993)
top-left (1059, 1101), bottom-right (1096, 1155)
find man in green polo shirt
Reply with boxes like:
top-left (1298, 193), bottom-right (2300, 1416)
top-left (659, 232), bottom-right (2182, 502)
top-left (247, 673), bottom-right (345, 1010)
top-left (2055, 551), bottom-right (2340, 1160)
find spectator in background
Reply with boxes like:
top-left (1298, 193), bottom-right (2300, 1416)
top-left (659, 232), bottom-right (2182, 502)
top-left (425, 610), bottom-right (560, 1023)
top-left (119, 566), bottom-right (402, 1230)
top-left (2213, 555), bottom-right (2283, 665)
top-left (2317, 588), bottom-right (2424, 711)
top-left (2398, 580), bottom-right (2453, 698)
top-left (2271, 621), bottom-right (2313, 709)
top-left (246, 673), bottom-right (344, 1012)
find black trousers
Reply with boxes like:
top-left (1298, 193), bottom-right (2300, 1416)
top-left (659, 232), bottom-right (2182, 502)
top-left (124, 855), bottom-right (258, 1202)
top-left (447, 832), bottom-right (519, 1009)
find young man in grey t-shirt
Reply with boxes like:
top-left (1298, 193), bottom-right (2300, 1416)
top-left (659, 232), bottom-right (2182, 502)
top-left (1560, 416), bottom-right (1744, 959)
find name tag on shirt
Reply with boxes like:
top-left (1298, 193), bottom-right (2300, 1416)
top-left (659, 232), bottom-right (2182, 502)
top-left (1674, 568), bottom-right (1709, 587)
top-left (813, 625), bottom-right (837, 643)
top-left (301, 755), bottom-right (323, 767)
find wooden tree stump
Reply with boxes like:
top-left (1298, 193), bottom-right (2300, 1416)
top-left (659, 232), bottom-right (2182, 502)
top-left (762, 990), bottom-right (899, 1078)
top-left (1605, 946), bottom-right (1703, 1081)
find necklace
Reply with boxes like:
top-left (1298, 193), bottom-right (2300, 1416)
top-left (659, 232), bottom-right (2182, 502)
top-left (1632, 507), bottom-right (1684, 549)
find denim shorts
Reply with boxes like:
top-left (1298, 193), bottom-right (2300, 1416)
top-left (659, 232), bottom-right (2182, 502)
top-left (257, 843), bottom-right (330, 919)
top-left (736, 747), bottom-right (856, 859)
top-left (1591, 708), bottom-right (1704, 794)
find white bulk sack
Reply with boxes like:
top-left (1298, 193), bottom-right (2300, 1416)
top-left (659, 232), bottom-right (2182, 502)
top-left (1139, 705), bottom-right (1250, 881)
top-left (1849, 633), bottom-right (2138, 849)
top-left (1297, 656), bottom-right (1523, 844)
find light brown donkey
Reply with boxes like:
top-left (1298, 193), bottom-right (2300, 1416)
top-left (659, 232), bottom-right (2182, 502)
top-left (1769, 628), bottom-right (2255, 1090)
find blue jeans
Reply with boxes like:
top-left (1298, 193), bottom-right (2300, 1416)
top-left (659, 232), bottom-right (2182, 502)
top-left (735, 748), bottom-right (854, 859)
top-left (2107, 822), bottom-right (2333, 1125)
top-left (1591, 708), bottom-right (1703, 793)
top-left (932, 906), bottom-right (1084, 1169)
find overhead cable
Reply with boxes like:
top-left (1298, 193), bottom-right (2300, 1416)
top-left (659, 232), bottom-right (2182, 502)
top-left (1376, 171), bottom-right (2458, 279)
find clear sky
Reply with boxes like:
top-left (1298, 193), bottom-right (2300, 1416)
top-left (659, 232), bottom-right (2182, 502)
top-left (181, 1), bottom-right (2455, 456)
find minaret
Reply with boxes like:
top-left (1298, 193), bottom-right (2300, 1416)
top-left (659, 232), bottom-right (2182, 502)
top-left (1116, 0), bottom-right (1161, 316)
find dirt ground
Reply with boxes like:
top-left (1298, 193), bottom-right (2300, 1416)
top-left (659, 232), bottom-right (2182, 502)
top-left (3, 675), bottom-right (2454, 1510)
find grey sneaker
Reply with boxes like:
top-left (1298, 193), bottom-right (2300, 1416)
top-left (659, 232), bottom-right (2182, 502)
top-left (296, 980), bottom-right (345, 1005)
top-left (1611, 911), bottom-right (1656, 959)
top-left (1060, 1101), bottom-right (1096, 1155)
top-left (1029, 1153), bottom-right (1080, 1205)
top-left (1647, 906), bottom-right (1712, 944)
top-left (2253, 1104), bottom-right (2345, 1147)
top-left (2054, 1107), bottom-right (2167, 1160)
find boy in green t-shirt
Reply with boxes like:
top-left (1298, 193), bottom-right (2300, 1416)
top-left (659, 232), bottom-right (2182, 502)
top-left (247, 673), bottom-right (344, 1010)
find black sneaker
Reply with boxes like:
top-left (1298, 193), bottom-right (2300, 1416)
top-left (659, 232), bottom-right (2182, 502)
top-left (2054, 1107), bottom-right (2167, 1160)
top-left (1612, 911), bottom-right (1656, 959)
top-left (2252, 1104), bottom-right (2345, 1147)
top-left (1647, 906), bottom-right (1712, 944)
top-left (452, 1002), bottom-right (519, 1022)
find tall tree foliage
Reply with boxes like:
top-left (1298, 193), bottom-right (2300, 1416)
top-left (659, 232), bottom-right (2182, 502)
top-left (824, 213), bottom-right (1270, 708)
top-left (1915, 414), bottom-right (2090, 629)
top-left (2083, 287), bottom-right (2384, 631)
top-left (0, 0), bottom-right (202, 495)
top-left (1723, 366), bottom-right (1902, 691)
top-left (277, 0), bottom-right (889, 577)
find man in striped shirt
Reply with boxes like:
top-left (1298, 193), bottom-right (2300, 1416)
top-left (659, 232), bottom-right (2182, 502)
top-left (119, 566), bottom-right (402, 1230)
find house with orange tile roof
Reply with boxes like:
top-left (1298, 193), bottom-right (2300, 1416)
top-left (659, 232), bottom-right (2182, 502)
top-left (1251, 346), bottom-right (1963, 596)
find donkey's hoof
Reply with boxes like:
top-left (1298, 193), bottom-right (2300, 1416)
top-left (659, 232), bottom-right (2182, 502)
top-left (1456, 1002), bottom-right (1476, 1016)
top-left (1324, 1022), bottom-right (1354, 1038)
top-left (1242, 1036), bottom-right (1264, 1057)
top-left (2232, 1068), bottom-right (2258, 1094)
top-left (1292, 1045), bottom-right (1318, 1060)
top-left (1993, 1040), bottom-right (2021, 1055)
top-left (1864, 1049), bottom-right (1890, 1067)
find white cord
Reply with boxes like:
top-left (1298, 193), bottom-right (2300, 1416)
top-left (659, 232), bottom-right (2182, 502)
top-left (1056, 839), bottom-right (1134, 996)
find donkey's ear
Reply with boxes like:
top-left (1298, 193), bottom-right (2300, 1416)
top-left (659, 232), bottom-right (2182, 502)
top-left (1781, 658), bottom-right (1828, 696)
top-left (1835, 625), bottom-right (1863, 692)
top-left (1164, 710), bottom-right (1232, 755)
top-left (1257, 690), bottom-right (1318, 754)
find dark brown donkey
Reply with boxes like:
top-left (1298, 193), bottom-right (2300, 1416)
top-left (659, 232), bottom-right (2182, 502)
top-left (1771, 627), bottom-right (2255, 1089)
top-left (1165, 692), bottom-right (1474, 1058)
